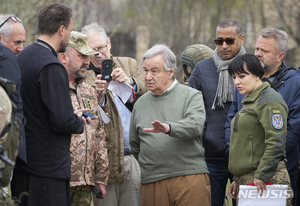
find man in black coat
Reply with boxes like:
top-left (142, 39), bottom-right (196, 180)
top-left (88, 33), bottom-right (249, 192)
top-left (10, 3), bottom-right (89, 206)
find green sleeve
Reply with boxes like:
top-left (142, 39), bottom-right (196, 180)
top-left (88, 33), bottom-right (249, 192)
top-left (167, 91), bottom-right (206, 140)
top-left (254, 102), bottom-right (287, 182)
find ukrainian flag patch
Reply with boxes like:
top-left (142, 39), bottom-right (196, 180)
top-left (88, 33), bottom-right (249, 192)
top-left (271, 114), bottom-right (284, 130)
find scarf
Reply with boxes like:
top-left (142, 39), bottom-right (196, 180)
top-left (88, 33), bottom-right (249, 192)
top-left (211, 46), bottom-right (246, 110)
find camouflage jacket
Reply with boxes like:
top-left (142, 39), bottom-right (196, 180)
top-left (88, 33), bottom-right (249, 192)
top-left (0, 86), bottom-right (11, 133)
top-left (69, 80), bottom-right (109, 187)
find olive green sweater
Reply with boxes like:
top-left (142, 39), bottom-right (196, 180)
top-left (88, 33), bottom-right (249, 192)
top-left (229, 82), bottom-right (288, 183)
top-left (130, 82), bottom-right (208, 184)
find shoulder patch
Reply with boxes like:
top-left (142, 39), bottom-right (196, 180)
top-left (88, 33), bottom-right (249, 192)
top-left (271, 114), bottom-right (284, 130)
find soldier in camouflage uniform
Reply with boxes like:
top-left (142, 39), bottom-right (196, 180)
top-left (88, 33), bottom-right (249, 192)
top-left (58, 31), bottom-right (109, 206)
top-left (180, 44), bottom-right (213, 85)
top-left (0, 77), bottom-right (23, 206)
top-left (0, 80), bottom-right (12, 206)
top-left (0, 83), bottom-right (11, 138)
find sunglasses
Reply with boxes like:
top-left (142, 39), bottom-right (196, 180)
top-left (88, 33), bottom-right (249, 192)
top-left (0, 16), bottom-right (22, 29)
top-left (214, 38), bottom-right (235, 45)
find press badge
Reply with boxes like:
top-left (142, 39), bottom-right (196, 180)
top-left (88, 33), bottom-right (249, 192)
top-left (271, 113), bottom-right (284, 130)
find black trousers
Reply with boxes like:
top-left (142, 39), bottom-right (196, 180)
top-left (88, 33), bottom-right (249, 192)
top-left (11, 169), bottom-right (70, 206)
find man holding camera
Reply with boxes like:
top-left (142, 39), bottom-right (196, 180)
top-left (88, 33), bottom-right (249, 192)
top-left (81, 22), bottom-right (146, 206)
top-left (58, 31), bottom-right (109, 206)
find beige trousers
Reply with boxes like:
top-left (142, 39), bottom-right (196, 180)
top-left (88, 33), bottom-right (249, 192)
top-left (93, 155), bottom-right (141, 206)
top-left (141, 173), bottom-right (211, 206)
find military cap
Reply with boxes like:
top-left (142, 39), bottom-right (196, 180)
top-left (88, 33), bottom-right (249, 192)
top-left (68, 31), bottom-right (98, 56)
top-left (180, 44), bottom-right (214, 70)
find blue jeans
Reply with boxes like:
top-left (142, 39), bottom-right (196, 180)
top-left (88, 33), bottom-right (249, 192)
top-left (206, 160), bottom-right (235, 206)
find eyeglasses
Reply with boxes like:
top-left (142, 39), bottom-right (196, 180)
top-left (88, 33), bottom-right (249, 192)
top-left (0, 16), bottom-right (22, 29)
top-left (214, 38), bottom-right (235, 45)
top-left (94, 39), bottom-right (108, 53)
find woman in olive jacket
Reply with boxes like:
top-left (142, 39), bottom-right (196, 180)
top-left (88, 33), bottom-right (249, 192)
top-left (227, 54), bottom-right (293, 205)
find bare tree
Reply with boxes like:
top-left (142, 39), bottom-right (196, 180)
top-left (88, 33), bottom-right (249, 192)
top-left (271, 0), bottom-right (300, 44)
top-left (1, 0), bottom-right (299, 67)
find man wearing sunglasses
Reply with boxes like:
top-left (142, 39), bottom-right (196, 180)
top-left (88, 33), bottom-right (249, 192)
top-left (188, 19), bottom-right (246, 206)
top-left (0, 14), bottom-right (25, 56)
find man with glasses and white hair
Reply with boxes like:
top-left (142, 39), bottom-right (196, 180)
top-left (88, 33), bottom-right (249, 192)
top-left (188, 19), bottom-right (246, 206)
top-left (81, 22), bottom-right (146, 206)
top-left (0, 14), bottom-right (25, 56)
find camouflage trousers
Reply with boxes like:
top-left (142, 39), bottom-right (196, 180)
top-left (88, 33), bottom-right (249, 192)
top-left (70, 185), bottom-right (93, 206)
top-left (234, 161), bottom-right (293, 206)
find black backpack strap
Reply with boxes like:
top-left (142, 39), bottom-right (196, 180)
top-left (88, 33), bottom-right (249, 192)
top-left (0, 123), bottom-right (11, 138)
top-left (275, 68), bottom-right (293, 88)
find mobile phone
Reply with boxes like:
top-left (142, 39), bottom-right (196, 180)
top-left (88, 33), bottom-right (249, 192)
top-left (82, 112), bottom-right (95, 119)
top-left (101, 59), bottom-right (113, 82)
top-left (92, 186), bottom-right (103, 199)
